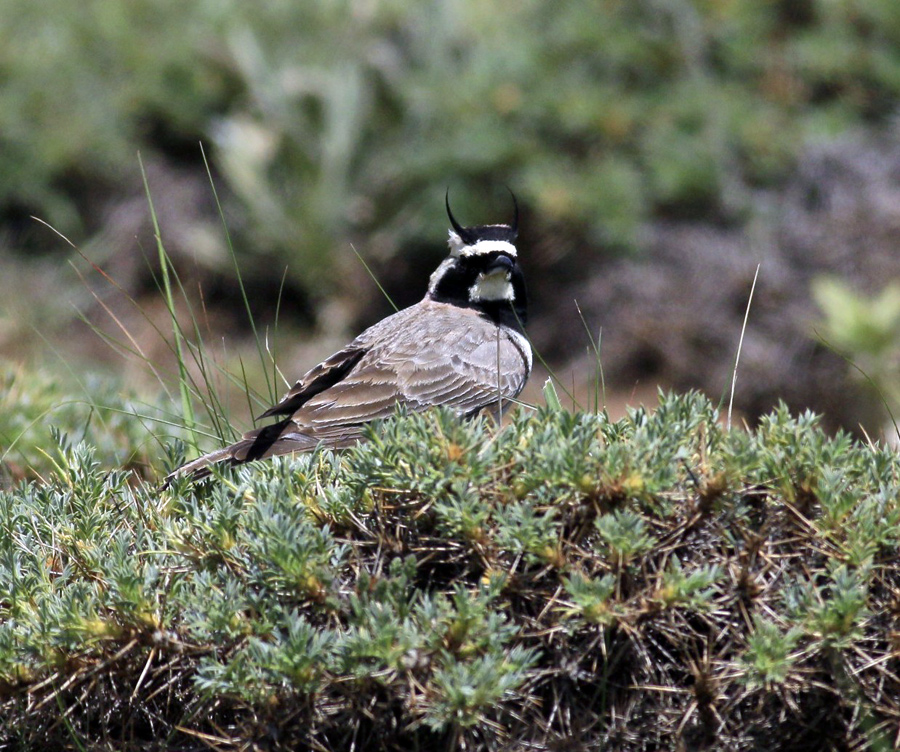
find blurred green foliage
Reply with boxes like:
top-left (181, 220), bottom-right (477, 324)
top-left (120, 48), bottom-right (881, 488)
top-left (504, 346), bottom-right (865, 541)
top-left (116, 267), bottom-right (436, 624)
top-left (3, 0), bottom-right (900, 294)
top-left (812, 277), bottom-right (900, 427)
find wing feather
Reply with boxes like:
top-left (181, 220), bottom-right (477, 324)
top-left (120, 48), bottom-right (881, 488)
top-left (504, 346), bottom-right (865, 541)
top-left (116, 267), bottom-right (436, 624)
top-left (284, 302), bottom-right (530, 434)
top-left (259, 345), bottom-right (368, 418)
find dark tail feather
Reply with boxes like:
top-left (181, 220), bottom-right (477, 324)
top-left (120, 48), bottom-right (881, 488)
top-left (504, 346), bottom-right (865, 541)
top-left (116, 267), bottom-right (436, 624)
top-left (162, 419), bottom-right (295, 487)
top-left (161, 419), bottom-right (366, 488)
top-left (161, 439), bottom-right (256, 487)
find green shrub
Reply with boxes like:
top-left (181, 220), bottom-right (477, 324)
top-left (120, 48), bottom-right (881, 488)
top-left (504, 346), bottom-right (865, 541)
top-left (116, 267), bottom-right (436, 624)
top-left (2, 385), bottom-right (900, 749)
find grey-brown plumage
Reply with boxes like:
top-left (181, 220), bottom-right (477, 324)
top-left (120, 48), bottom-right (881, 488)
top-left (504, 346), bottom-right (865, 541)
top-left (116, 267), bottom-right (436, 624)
top-left (167, 193), bottom-right (530, 482)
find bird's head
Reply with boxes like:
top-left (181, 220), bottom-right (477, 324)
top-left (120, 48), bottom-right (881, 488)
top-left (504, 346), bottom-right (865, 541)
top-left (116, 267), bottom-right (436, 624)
top-left (427, 191), bottom-right (527, 328)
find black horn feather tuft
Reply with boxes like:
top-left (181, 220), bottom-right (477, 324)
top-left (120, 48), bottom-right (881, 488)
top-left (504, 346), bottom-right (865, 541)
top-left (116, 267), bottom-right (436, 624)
top-left (507, 187), bottom-right (519, 239)
top-left (445, 189), bottom-right (476, 245)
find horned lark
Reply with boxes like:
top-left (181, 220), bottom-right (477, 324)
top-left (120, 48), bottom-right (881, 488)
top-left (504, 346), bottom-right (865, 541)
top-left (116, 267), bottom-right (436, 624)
top-left (168, 192), bottom-right (531, 481)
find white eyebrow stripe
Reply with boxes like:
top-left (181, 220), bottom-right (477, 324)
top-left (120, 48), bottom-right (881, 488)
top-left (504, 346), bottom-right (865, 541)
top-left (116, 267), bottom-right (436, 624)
top-left (455, 239), bottom-right (518, 258)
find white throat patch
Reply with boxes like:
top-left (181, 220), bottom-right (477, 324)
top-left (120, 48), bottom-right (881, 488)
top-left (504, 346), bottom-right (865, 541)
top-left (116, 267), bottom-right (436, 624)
top-left (469, 270), bottom-right (514, 303)
top-left (448, 231), bottom-right (517, 258)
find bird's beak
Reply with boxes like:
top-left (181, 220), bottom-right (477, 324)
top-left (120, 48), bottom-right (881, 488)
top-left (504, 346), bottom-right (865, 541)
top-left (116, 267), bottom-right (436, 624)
top-left (486, 255), bottom-right (514, 276)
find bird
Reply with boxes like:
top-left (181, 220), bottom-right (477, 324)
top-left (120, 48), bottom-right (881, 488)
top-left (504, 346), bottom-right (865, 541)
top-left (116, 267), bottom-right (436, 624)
top-left (166, 191), bottom-right (531, 482)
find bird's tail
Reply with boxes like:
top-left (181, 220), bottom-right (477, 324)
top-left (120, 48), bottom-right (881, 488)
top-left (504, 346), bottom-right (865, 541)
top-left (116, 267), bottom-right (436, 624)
top-left (162, 439), bottom-right (257, 487)
top-left (162, 418), bottom-right (296, 487)
top-left (161, 418), bottom-right (364, 488)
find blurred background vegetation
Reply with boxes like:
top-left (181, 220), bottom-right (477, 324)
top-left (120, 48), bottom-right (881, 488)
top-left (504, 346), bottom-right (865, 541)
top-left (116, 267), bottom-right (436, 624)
top-left (2, 0), bottom-right (900, 475)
